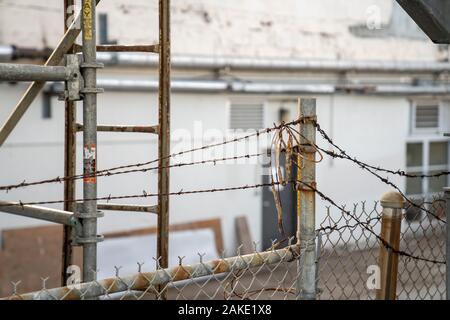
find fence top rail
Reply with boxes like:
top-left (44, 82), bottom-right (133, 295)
top-left (1, 244), bottom-right (300, 300)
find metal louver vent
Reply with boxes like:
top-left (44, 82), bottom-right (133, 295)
top-left (415, 104), bottom-right (439, 129)
top-left (230, 104), bottom-right (264, 130)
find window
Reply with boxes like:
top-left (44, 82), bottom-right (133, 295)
top-left (411, 102), bottom-right (441, 134)
top-left (406, 100), bottom-right (450, 196)
top-left (229, 103), bottom-right (264, 130)
top-left (406, 100), bottom-right (449, 221)
top-left (406, 141), bottom-right (449, 196)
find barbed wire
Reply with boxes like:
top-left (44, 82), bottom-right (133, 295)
top-left (1, 168), bottom-right (443, 265)
top-left (307, 122), bottom-right (447, 224)
top-left (313, 122), bottom-right (450, 179)
top-left (295, 178), bottom-right (446, 264)
top-left (0, 180), bottom-right (287, 208)
top-left (0, 116), bottom-right (446, 265)
top-left (0, 152), bottom-right (265, 193)
top-left (0, 118), bottom-right (304, 193)
top-left (317, 214), bottom-right (382, 234)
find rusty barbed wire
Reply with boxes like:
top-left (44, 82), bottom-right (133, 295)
top-left (0, 180), bottom-right (291, 208)
top-left (317, 214), bottom-right (382, 234)
top-left (294, 177), bottom-right (446, 265)
top-left (0, 118), bottom-right (305, 193)
top-left (313, 122), bottom-right (450, 179)
top-left (292, 122), bottom-right (448, 224)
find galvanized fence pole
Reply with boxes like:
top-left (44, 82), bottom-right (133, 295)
top-left (376, 191), bottom-right (404, 300)
top-left (296, 98), bottom-right (317, 300)
top-left (445, 187), bottom-right (450, 300)
top-left (80, 0), bottom-right (102, 282)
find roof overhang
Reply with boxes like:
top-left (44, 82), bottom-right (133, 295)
top-left (396, 0), bottom-right (450, 43)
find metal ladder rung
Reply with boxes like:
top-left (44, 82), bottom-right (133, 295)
top-left (74, 44), bottom-right (159, 53)
top-left (76, 124), bottom-right (159, 134)
top-left (98, 203), bottom-right (157, 214)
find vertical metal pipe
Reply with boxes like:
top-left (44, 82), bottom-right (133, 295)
top-left (296, 99), bottom-right (302, 245)
top-left (296, 98), bottom-right (317, 300)
top-left (445, 187), bottom-right (450, 300)
top-left (81, 0), bottom-right (99, 282)
top-left (62, 0), bottom-right (76, 287)
top-left (157, 0), bottom-right (171, 275)
top-left (376, 191), bottom-right (404, 300)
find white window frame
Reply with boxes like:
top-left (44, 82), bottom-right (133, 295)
top-left (406, 137), bottom-right (450, 197)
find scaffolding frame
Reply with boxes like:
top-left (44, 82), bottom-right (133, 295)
top-left (0, 0), bottom-right (171, 289)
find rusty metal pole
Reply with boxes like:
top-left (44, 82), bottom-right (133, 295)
top-left (296, 98), bottom-right (317, 300)
top-left (445, 187), bottom-right (450, 300)
top-left (376, 191), bottom-right (404, 300)
top-left (80, 0), bottom-right (102, 282)
top-left (157, 0), bottom-right (171, 275)
top-left (62, 0), bottom-right (77, 287)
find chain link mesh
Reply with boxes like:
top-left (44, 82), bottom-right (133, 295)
top-left (3, 244), bottom-right (302, 300)
top-left (2, 195), bottom-right (447, 300)
top-left (317, 195), bottom-right (446, 300)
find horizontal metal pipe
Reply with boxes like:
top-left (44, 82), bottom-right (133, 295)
top-left (95, 52), bottom-right (450, 74)
top-left (0, 46), bottom-right (14, 61)
top-left (0, 63), bottom-right (70, 82)
top-left (74, 44), bottom-right (159, 53)
top-left (97, 203), bottom-right (157, 213)
top-left (0, 201), bottom-right (75, 226)
top-left (45, 78), bottom-right (450, 96)
top-left (2, 45), bottom-right (450, 74)
top-left (76, 124), bottom-right (159, 134)
top-left (3, 244), bottom-right (300, 300)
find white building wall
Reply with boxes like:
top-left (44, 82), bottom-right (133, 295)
top-left (0, 0), bottom-right (443, 256)
top-left (0, 0), bottom-right (440, 61)
top-left (0, 77), bottom-right (411, 252)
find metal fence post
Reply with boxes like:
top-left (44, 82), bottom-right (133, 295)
top-left (62, 0), bottom-right (77, 287)
top-left (445, 187), bottom-right (450, 300)
top-left (80, 0), bottom-right (102, 282)
top-left (157, 0), bottom-right (171, 273)
top-left (376, 191), bottom-right (404, 300)
top-left (296, 98), bottom-right (317, 300)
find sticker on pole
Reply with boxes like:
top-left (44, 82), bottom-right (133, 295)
top-left (83, 0), bottom-right (93, 41)
top-left (84, 144), bottom-right (97, 183)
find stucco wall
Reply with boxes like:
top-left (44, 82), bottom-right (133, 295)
top-left (0, 0), bottom-right (440, 61)
top-left (0, 78), bottom-right (411, 253)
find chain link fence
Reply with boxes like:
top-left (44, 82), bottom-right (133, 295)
top-left (4, 243), bottom-right (304, 300)
top-left (317, 194), bottom-right (446, 300)
top-left (3, 194), bottom-right (447, 300)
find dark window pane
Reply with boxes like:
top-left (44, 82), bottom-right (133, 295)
top-left (429, 171), bottom-right (448, 193)
top-left (407, 143), bottom-right (423, 167)
top-left (406, 172), bottom-right (423, 195)
top-left (429, 142), bottom-right (448, 166)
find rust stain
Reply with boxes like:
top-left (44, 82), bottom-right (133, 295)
top-left (171, 266), bottom-right (192, 282)
top-left (210, 259), bottom-right (230, 274)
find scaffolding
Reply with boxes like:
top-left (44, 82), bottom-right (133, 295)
top-left (0, 0), bottom-right (171, 289)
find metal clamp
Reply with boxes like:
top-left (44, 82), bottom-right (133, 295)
top-left (74, 203), bottom-right (104, 219)
top-left (71, 204), bottom-right (104, 246)
top-left (59, 54), bottom-right (84, 101)
top-left (75, 234), bottom-right (104, 245)
top-left (78, 61), bottom-right (105, 95)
